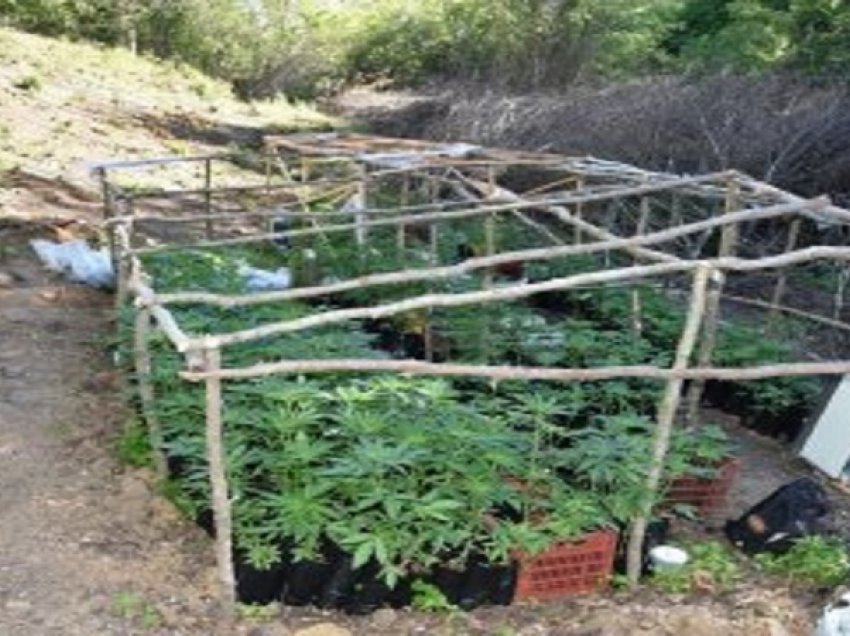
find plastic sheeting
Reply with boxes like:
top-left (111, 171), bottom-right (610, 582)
top-left (30, 239), bottom-right (115, 289)
top-left (816, 593), bottom-right (850, 636)
top-left (238, 263), bottom-right (293, 292)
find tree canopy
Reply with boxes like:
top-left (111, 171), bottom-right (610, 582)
top-left (1, 0), bottom-right (849, 95)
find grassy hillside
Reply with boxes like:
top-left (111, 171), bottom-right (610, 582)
top-left (0, 28), bottom-right (332, 221)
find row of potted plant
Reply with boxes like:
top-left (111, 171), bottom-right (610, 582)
top-left (129, 244), bottom-right (746, 609)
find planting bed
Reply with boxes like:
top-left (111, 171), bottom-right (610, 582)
top-left (99, 133), bottom-right (850, 613)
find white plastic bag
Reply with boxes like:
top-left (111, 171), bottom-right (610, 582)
top-left (30, 239), bottom-right (115, 289)
top-left (238, 263), bottom-right (292, 292)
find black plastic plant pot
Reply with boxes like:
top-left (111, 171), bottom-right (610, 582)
top-left (702, 380), bottom-right (742, 414)
top-left (489, 562), bottom-right (519, 606)
top-left (613, 518), bottom-right (669, 575)
top-left (340, 561), bottom-right (408, 615)
top-left (235, 557), bottom-right (288, 605)
top-left (317, 555), bottom-right (359, 609)
top-left (427, 564), bottom-right (467, 606)
top-left (363, 320), bottom-right (405, 356)
top-left (457, 554), bottom-right (515, 610)
top-left (195, 508), bottom-right (215, 537)
top-left (745, 406), bottom-right (809, 441)
top-left (528, 290), bottom-right (572, 313)
top-left (165, 453), bottom-right (190, 480)
top-left (282, 541), bottom-right (345, 607)
top-left (282, 558), bottom-right (338, 606)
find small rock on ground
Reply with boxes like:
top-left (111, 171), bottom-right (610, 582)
top-left (292, 623), bottom-right (353, 636)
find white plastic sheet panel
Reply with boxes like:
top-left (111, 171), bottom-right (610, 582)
top-left (800, 375), bottom-right (850, 478)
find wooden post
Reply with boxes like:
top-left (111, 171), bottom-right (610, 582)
top-left (204, 158), bottom-right (213, 240)
top-left (115, 254), bottom-right (130, 310)
top-left (486, 166), bottom-right (497, 197)
top-left (631, 194), bottom-right (651, 337)
top-left (425, 222), bottom-right (439, 362)
top-left (264, 153), bottom-right (272, 190)
top-left (98, 168), bottom-right (120, 273)
top-left (768, 217), bottom-right (802, 330)
top-left (684, 178), bottom-right (740, 425)
top-left (398, 174), bottom-right (410, 258)
top-left (401, 174), bottom-right (411, 207)
top-left (835, 267), bottom-right (850, 321)
top-left (203, 346), bottom-right (236, 614)
top-left (626, 265), bottom-right (711, 588)
top-left (720, 179), bottom-right (741, 254)
top-left (133, 307), bottom-right (168, 478)
top-left (114, 199), bottom-right (134, 309)
top-left (483, 213), bottom-right (496, 289)
top-left (396, 223), bottom-right (406, 261)
top-left (358, 166), bottom-right (369, 246)
top-left (574, 176), bottom-right (585, 244)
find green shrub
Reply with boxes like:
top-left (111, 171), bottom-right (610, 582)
top-left (116, 420), bottom-right (152, 468)
top-left (755, 536), bottom-right (850, 587)
top-left (652, 540), bottom-right (742, 594)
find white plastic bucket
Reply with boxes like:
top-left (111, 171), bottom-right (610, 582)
top-left (649, 545), bottom-right (689, 571)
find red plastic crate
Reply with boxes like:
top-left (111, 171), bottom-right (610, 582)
top-left (514, 529), bottom-right (617, 602)
top-left (664, 457), bottom-right (740, 516)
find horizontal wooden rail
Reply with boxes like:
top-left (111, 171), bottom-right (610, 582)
top-left (127, 172), bottom-right (739, 256)
top-left (182, 244), bottom-right (850, 350)
top-left (181, 357), bottom-right (850, 383)
top-left (156, 197), bottom-right (825, 307)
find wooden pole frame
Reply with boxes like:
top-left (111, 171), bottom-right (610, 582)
top-left (181, 245), bottom-right (850, 352)
top-left (133, 307), bottom-right (168, 477)
top-left (768, 216), bottom-right (802, 329)
top-left (153, 198), bottom-right (825, 309)
top-left (685, 177), bottom-right (741, 426)
top-left (104, 134), bottom-right (850, 603)
top-left (626, 265), bottom-right (711, 587)
top-left (202, 346), bottom-right (236, 614)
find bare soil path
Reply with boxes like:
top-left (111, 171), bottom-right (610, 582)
top-left (0, 225), bottom-right (226, 635)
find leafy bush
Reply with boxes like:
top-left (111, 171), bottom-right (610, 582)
top-left (652, 540), bottom-right (742, 594)
top-left (556, 416), bottom-right (734, 522)
top-left (116, 419), bottom-right (152, 468)
top-left (755, 536), bottom-right (850, 587)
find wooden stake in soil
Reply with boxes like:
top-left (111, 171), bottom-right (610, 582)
top-left (425, 221), bottom-right (440, 362)
top-left (484, 213), bottom-right (496, 289)
top-left (356, 164), bottom-right (369, 247)
top-left (835, 267), bottom-right (850, 321)
top-left (398, 174), bottom-right (410, 256)
top-left (631, 194), bottom-right (651, 337)
top-left (767, 217), bottom-right (802, 331)
top-left (204, 158), bottom-right (214, 240)
top-left (113, 202), bottom-right (134, 310)
top-left (99, 168), bottom-right (120, 273)
top-left (626, 265), bottom-right (711, 588)
top-left (574, 176), bottom-right (585, 244)
top-left (202, 346), bottom-right (237, 613)
top-left (133, 307), bottom-right (168, 478)
top-left (684, 178), bottom-right (740, 426)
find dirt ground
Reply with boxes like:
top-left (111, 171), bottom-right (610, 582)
top-left (0, 219), bottom-right (843, 636)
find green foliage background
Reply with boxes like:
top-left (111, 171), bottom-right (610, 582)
top-left (2, 0), bottom-right (849, 96)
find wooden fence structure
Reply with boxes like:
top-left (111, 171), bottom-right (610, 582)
top-left (95, 133), bottom-right (850, 612)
